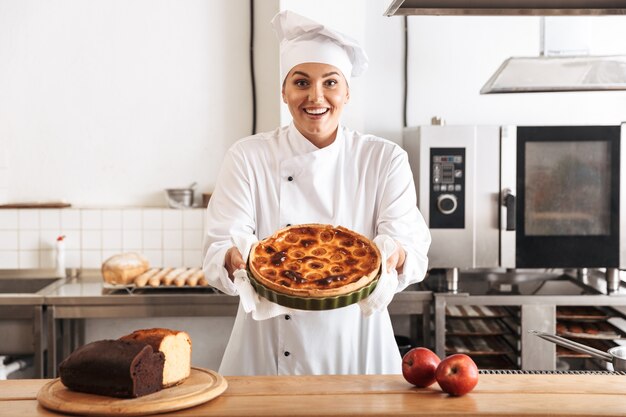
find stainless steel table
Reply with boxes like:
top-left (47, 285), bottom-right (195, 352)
top-left (44, 272), bottom-right (432, 377)
top-left (0, 270), bottom-right (65, 378)
top-left (0, 301), bottom-right (44, 378)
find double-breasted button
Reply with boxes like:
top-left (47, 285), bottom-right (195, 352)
top-left (287, 176), bottom-right (294, 181)
top-left (284, 351), bottom-right (291, 357)
top-left (285, 315), bottom-right (291, 320)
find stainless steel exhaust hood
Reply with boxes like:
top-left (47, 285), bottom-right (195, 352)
top-left (481, 17), bottom-right (626, 93)
top-left (385, 0), bottom-right (626, 16)
top-left (386, 2), bottom-right (626, 93)
top-left (480, 55), bottom-right (626, 93)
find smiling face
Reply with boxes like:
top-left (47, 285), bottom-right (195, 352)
top-left (282, 62), bottom-right (350, 148)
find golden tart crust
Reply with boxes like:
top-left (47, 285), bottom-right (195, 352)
top-left (249, 224), bottom-right (381, 298)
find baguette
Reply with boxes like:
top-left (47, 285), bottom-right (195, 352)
top-left (134, 268), bottom-right (160, 288)
top-left (186, 269), bottom-right (204, 287)
top-left (163, 267), bottom-right (187, 286)
top-left (148, 268), bottom-right (174, 287)
top-left (198, 274), bottom-right (208, 287)
top-left (172, 268), bottom-right (197, 287)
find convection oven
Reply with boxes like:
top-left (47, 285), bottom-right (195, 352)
top-left (403, 123), bottom-right (626, 284)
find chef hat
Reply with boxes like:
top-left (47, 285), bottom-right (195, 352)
top-left (271, 10), bottom-right (369, 85)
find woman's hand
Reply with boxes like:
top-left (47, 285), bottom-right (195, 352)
top-left (225, 246), bottom-right (246, 281)
top-left (386, 240), bottom-right (406, 274)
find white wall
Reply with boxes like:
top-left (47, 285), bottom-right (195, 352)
top-left (253, 0), bottom-right (281, 134)
top-left (405, 15), bottom-right (626, 127)
top-left (1, 1), bottom-right (625, 208)
top-left (0, 0), bottom-right (256, 206)
top-left (364, 0), bottom-right (405, 144)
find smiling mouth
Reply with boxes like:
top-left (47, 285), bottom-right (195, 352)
top-left (304, 108), bottom-right (329, 116)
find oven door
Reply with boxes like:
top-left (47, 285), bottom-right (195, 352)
top-left (501, 124), bottom-right (626, 268)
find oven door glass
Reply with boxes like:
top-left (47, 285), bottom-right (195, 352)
top-left (525, 141), bottom-right (611, 236)
top-left (516, 126), bottom-right (621, 268)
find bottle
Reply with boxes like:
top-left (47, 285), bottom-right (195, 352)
top-left (56, 235), bottom-right (66, 278)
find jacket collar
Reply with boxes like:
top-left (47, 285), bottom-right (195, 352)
top-left (287, 123), bottom-right (344, 156)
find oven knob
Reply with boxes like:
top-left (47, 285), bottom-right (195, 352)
top-left (437, 194), bottom-right (457, 215)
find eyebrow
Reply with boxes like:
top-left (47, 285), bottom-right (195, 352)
top-left (291, 71), bottom-right (341, 78)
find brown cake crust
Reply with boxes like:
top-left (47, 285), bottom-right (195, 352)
top-left (120, 328), bottom-right (183, 350)
top-left (59, 339), bottom-right (165, 398)
top-left (249, 224), bottom-right (381, 298)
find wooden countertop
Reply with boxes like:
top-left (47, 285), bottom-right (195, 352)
top-left (2, 373), bottom-right (626, 417)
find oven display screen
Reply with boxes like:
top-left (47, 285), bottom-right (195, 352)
top-left (525, 141), bottom-right (611, 236)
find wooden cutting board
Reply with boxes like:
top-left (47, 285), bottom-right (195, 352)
top-left (36, 367), bottom-right (227, 416)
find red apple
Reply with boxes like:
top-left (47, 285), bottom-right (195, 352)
top-left (401, 347), bottom-right (441, 387)
top-left (435, 354), bottom-right (479, 396)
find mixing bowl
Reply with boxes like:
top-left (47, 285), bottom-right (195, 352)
top-left (165, 182), bottom-right (197, 209)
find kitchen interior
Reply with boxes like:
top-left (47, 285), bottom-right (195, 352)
top-left (1, 0), bottom-right (626, 387)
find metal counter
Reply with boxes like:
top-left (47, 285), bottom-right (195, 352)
top-left (0, 305), bottom-right (44, 377)
top-left (0, 270), bottom-right (66, 378)
top-left (44, 271), bottom-right (432, 377)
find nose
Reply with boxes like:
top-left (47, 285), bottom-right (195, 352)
top-left (308, 85), bottom-right (323, 104)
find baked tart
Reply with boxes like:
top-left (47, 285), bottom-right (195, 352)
top-left (248, 224), bottom-right (381, 301)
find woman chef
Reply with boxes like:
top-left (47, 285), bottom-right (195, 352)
top-left (203, 10), bottom-right (431, 376)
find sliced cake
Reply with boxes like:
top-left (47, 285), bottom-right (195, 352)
top-left (120, 328), bottom-right (192, 387)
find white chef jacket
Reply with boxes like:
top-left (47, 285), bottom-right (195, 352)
top-left (203, 123), bottom-right (431, 376)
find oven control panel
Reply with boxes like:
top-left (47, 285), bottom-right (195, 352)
top-left (429, 147), bottom-right (465, 229)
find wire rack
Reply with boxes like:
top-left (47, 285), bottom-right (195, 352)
top-left (479, 369), bottom-right (626, 375)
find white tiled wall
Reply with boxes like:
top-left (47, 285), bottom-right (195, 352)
top-left (0, 208), bottom-right (206, 269)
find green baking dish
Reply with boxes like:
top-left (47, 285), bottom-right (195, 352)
top-left (247, 270), bottom-right (379, 311)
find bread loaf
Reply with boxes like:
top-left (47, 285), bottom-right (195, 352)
top-left (119, 328), bottom-right (192, 387)
top-left (102, 253), bottom-right (149, 285)
top-left (59, 340), bottom-right (165, 398)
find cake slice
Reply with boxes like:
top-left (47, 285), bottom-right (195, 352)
top-left (120, 328), bottom-right (192, 387)
top-left (59, 339), bottom-right (165, 398)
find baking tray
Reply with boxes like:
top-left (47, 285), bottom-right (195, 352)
top-left (446, 335), bottom-right (514, 355)
top-left (101, 267), bottom-right (209, 294)
top-left (247, 270), bottom-right (379, 311)
top-left (556, 338), bottom-right (618, 358)
top-left (101, 283), bottom-right (214, 295)
top-left (445, 305), bottom-right (510, 319)
top-left (556, 306), bottom-right (611, 321)
top-left (557, 320), bottom-right (623, 340)
top-left (446, 318), bottom-right (511, 336)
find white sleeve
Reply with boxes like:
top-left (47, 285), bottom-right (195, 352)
top-left (202, 145), bottom-right (256, 296)
top-left (376, 148), bottom-right (431, 292)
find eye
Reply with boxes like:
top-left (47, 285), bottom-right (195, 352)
top-left (294, 79), bottom-right (309, 88)
top-left (324, 79), bottom-right (338, 87)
